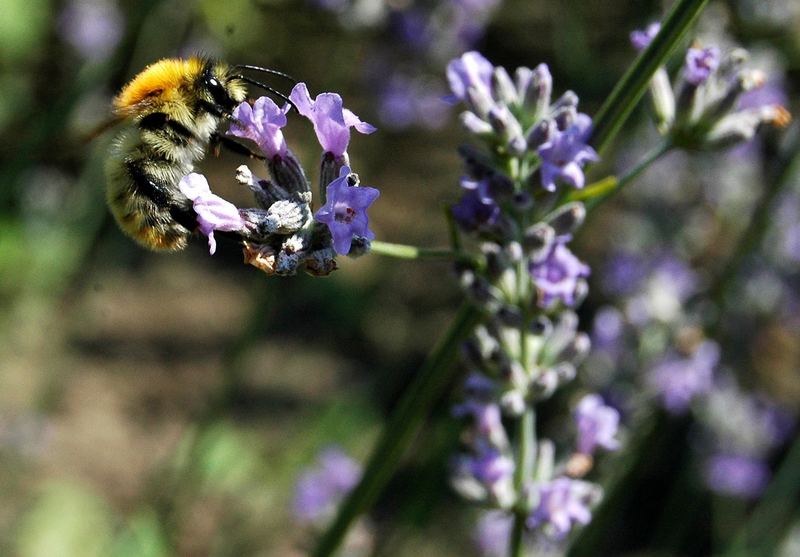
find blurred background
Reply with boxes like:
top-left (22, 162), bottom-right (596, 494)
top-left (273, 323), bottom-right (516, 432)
top-left (0, 0), bottom-right (799, 555)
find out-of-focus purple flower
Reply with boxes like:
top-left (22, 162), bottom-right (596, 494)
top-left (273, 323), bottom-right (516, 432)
top-left (704, 454), bottom-right (770, 498)
top-left (452, 445), bottom-right (516, 507)
top-left (625, 254), bottom-right (699, 326)
top-left (307, 0), bottom-right (350, 13)
top-left (630, 22), bottom-right (661, 51)
top-left (178, 173), bottom-right (245, 255)
top-left (452, 178), bottom-right (501, 232)
top-left (446, 51), bottom-right (494, 104)
top-left (684, 47), bottom-right (721, 85)
top-left (527, 478), bottom-right (599, 539)
top-left (649, 341), bottom-right (720, 414)
top-left (58, 0), bottom-right (124, 61)
top-left (228, 97), bottom-right (289, 158)
top-left (389, 8), bottom-right (432, 51)
top-left (738, 79), bottom-right (789, 111)
top-left (591, 306), bottom-right (625, 351)
top-left (538, 114), bottom-right (599, 191)
top-left (314, 166), bottom-right (380, 255)
top-left (453, 401), bottom-right (507, 447)
top-left (289, 83), bottom-right (377, 158)
top-left (574, 394), bottom-right (621, 455)
top-left (378, 75), bottom-right (450, 130)
top-left (475, 511), bottom-right (513, 557)
top-left (294, 446), bottom-right (362, 524)
top-left (529, 237), bottom-right (590, 308)
top-left (601, 252), bottom-right (647, 297)
top-left (470, 448), bottom-right (515, 486)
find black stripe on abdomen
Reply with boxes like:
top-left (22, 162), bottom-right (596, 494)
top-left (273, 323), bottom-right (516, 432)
top-left (125, 160), bottom-right (172, 207)
top-left (138, 112), bottom-right (197, 145)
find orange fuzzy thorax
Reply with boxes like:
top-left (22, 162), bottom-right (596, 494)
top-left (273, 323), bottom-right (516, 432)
top-left (113, 57), bottom-right (205, 116)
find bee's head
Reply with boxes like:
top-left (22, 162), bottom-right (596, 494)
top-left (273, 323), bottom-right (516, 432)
top-left (196, 61), bottom-right (247, 116)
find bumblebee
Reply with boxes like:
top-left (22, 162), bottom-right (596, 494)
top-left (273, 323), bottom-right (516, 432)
top-left (105, 57), bottom-right (291, 251)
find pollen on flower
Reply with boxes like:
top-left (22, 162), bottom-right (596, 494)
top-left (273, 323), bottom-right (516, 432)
top-left (772, 106), bottom-right (792, 127)
top-left (243, 241), bottom-right (277, 274)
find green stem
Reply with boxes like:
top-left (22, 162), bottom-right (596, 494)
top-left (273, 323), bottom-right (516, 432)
top-left (566, 140), bottom-right (672, 205)
top-left (369, 240), bottom-right (478, 265)
top-left (509, 408), bottom-right (536, 557)
top-left (311, 303), bottom-right (482, 557)
top-left (581, 140), bottom-right (672, 211)
top-left (589, 0), bottom-right (710, 154)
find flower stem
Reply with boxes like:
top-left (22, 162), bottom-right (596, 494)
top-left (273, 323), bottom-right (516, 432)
top-left (311, 302), bottom-right (482, 557)
top-left (509, 407), bottom-right (536, 557)
top-left (568, 139), bottom-right (672, 210)
top-left (370, 240), bottom-right (479, 265)
top-left (590, 0), bottom-right (710, 155)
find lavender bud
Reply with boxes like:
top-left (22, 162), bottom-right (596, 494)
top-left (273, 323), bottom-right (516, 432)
top-left (500, 390), bottom-right (526, 416)
top-left (264, 200), bottom-right (309, 233)
top-left (705, 105), bottom-right (791, 147)
top-left (530, 316), bottom-right (553, 336)
top-left (275, 249), bottom-right (303, 275)
top-left (492, 67), bottom-right (519, 106)
top-left (506, 241), bottom-right (524, 263)
top-left (531, 369), bottom-right (559, 399)
top-left (553, 361), bottom-right (577, 383)
top-left (545, 202), bottom-right (586, 236)
top-left (523, 223), bottom-right (556, 261)
top-left (461, 111), bottom-right (494, 136)
top-left (496, 306), bottom-right (524, 329)
top-left (467, 85), bottom-right (495, 119)
top-left (554, 105), bottom-right (578, 131)
top-left (488, 106), bottom-right (524, 144)
top-left (269, 150), bottom-right (310, 194)
top-left (573, 279), bottom-right (590, 307)
top-left (483, 243), bottom-right (509, 279)
top-left (526, 119), bottom-right (555, 149)
top-left (702, 69), bottom-right (766, 124)
top-left (304, 247), bottom-right (338, 276)
top-left (650, 68), bottom-right (676, 132)
top-left (458, 144), bottom-right (496, 179)
top-left (347, 236), bottom-right (372, 258)
top-left (550, 90), bottom-right (579, 113)
top-left (514, 66), bottom-right (533, 102)
top-left (561, 332), bottom-right (591, 364)
top-left (236, 165), bottom-right (275, 208)
top-left (534, 440), bottom-right (555, 482)
top-left (512, 191), bottom-right (533, 211)
top-left (320, 151), bottom-right (348, 199)
top-left (523, 63), bottom-right (552, 120)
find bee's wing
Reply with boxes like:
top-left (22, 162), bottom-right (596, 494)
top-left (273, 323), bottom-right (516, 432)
top-left (83, 114), bottom-right (127, 144)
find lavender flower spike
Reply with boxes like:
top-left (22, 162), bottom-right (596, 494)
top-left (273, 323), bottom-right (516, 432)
top-left (178, 173), bottom-right (246, 255)
top-left (446, 50), bottom-right (494, 104)
top-left (293, 446), bottom-right (362, 525)
top-left (574, 394), bottom-right (621, 455)
top-left (315, 166), bottom-right (380, 255)
top-left (538, 113), bottom-right (599, 191)
top-left (630, 22), bottom-right (660, 51)
top-left (527, 478), bottom-right (600, 539)
top-left (684, 46), bottom-right (721, 85)
top-left (289, 83), bottom-right (376, 158)
top-left (529, 237), bottom-right (590, 308)
top-left (228, 96), bottom-right (290, 158)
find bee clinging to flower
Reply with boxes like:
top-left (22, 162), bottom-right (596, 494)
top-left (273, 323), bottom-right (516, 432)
top-left (105, 56), bottom-right (294, 251)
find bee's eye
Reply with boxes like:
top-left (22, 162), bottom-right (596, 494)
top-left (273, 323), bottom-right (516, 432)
top-left (204, 74), bottom-right (232, 109)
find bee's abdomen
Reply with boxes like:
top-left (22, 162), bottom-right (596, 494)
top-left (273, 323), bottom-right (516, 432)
top-left (105, 136), bottom-right (197, 251)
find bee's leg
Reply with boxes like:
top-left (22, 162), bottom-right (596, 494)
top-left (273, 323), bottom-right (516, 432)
top-left (210, 133), bottom-right (266, 160)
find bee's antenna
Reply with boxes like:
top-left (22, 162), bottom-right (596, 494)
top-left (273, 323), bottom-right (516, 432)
top-left (235, 75), bottom-right (296, 111)
top-left (234, 65), bottom-right (297, 84)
